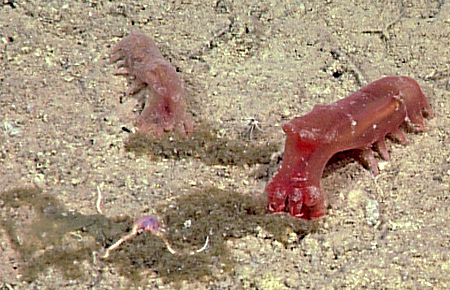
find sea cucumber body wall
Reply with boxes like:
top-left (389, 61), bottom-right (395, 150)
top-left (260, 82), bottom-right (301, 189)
top-left (266, 76), bottom-right (433, 219)
top-left (110, 32), bottom-right (193, 136)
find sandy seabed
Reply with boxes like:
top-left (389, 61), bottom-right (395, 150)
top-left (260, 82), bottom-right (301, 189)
top-left (1, 1), bottom-right (449, 289)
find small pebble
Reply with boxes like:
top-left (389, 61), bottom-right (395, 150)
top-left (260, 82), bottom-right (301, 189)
top-left (3, 121), bottom-right (22, 137)
top-left (366, 199), bottom-right (379, 226)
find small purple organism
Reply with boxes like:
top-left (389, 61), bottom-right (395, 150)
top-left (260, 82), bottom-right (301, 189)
top-left (134, 215), bottom-right (162, 232)
top-left (101, 215), bottom-right (169, 258)
top-left (101, 215), bottom-right (209, 258)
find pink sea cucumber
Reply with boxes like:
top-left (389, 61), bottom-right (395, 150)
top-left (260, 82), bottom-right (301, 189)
top-left (110, 32), bottom-right (193, 136)
top-left (266, 76), bottom-right (433, 219)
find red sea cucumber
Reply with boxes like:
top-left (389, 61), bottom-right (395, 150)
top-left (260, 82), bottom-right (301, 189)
top-left (266, 76), bottom-right (433, 219)
top-left (110, 32), bottom-right (193, 136)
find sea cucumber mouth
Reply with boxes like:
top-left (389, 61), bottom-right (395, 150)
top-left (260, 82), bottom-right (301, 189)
top-left (267, 201), bottom-right (287, 213)
top-left (289, 204), bottom-right (306, 218)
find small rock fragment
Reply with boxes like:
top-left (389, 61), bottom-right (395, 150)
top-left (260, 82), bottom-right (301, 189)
top-left (366, 199), bottom-right (379, 226)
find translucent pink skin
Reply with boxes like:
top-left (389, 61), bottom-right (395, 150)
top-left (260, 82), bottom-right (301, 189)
top-left (266, 76), bottom-right (433, 219)
top-left (110, 32), bottom-right (193, 136)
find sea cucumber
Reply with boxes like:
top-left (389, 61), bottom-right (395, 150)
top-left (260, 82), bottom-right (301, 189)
top-left (266, 76), bottom-right (433, 219)
top-left (110, 32), bottom-right (193, 136)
